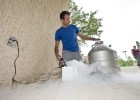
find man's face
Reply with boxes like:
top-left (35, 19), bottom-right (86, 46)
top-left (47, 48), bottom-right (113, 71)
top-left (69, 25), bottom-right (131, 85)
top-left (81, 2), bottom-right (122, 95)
top-left (61, 14), bottom-right (71, 26)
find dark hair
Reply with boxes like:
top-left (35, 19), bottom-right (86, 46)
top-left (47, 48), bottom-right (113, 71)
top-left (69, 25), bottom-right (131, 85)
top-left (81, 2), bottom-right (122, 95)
top-left (60, 11), bottom-right (70, 20)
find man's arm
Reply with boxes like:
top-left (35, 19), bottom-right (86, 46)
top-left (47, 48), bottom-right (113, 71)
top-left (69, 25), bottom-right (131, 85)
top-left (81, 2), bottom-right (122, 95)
top-left (77, 33), bottom-right (100, 41)
top-left (54, 41), bottom-right (61, 60)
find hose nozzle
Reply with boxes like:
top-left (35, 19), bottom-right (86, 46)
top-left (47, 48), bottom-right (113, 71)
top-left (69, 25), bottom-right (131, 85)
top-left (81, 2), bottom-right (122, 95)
top-left (59, 58), bottom-right (66, 68)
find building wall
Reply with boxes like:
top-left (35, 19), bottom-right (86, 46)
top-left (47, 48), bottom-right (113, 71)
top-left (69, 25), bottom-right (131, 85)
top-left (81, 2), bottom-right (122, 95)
top-left (0, 0), bottom-right (68, 87)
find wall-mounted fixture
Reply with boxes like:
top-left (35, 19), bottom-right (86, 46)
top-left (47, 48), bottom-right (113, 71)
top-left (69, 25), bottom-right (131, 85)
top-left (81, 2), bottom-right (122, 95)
top-left (7, 37), bottom-right (17, 47)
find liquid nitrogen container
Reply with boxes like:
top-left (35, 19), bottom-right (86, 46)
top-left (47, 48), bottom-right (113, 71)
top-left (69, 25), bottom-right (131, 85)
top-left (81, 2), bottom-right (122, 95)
top-left (88, 41), bottom-right (121, 74)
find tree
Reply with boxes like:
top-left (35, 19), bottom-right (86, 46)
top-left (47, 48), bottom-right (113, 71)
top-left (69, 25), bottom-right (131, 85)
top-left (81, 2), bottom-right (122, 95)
top-left (68, 0), bottom-right (103, 45)
top-left (136, 41), bottom-right (140, 49)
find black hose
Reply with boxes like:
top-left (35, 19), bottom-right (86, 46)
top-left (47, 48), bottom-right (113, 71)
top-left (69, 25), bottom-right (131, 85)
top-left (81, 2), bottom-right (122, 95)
top-left (12, 40), bottom-right (19, 88)
top-left (11, 40), bottom-right (66, 89)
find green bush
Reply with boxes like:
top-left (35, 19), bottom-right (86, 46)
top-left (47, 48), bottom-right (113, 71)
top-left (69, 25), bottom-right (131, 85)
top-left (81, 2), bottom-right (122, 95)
top-left (118, 56), bottom-right (134, 67)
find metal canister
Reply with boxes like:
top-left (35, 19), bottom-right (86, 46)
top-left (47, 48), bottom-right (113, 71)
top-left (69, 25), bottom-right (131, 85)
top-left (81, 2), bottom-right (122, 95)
top-left (88, 41), bottom-right (121, 74)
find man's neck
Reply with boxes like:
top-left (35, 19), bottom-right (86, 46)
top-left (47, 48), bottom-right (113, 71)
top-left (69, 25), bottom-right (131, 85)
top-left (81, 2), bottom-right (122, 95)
top-left (62, 24), bottom-right (69, 27)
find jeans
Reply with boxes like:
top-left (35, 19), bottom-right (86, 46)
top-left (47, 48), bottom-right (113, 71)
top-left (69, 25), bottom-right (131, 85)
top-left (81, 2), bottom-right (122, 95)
top-left (135, 55), bottom-right (140, 65)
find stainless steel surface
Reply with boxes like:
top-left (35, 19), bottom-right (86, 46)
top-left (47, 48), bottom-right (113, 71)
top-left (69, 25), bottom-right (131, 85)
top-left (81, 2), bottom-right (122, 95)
top-left (88, 41), bottom-right (121, 73)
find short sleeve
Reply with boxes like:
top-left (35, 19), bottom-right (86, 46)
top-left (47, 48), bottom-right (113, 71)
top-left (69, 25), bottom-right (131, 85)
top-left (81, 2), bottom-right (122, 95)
top-left (75, 25), bottom-right (80, 34)
top-left (55, 31), bottom-right (61, 41)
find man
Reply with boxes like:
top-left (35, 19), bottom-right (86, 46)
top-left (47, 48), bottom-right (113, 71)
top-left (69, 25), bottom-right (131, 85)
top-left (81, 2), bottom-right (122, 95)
top-left (131, 46), bottom-right (140, 67)
top-left (54, 11), bottom-right (100, 62)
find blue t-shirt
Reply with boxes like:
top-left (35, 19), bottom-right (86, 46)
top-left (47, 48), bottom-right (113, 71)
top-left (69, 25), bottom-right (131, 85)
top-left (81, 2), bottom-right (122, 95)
top-left (55, 24), bottom-right (80, 52)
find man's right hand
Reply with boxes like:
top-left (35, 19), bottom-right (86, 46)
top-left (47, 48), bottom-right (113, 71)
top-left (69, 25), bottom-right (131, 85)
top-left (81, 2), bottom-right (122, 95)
top-left (94, 38), bottom-right (100, 41)
top-left (56, 55), bottom-right (62, 61)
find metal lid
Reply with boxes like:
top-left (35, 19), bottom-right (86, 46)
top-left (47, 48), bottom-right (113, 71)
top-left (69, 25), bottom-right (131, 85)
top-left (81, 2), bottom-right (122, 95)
top-left (89, 41), bottom-right (114, 53)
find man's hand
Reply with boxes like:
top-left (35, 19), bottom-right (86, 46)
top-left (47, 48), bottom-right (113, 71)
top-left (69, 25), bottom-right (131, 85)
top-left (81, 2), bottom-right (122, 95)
top-left (56, 54), bottom-right (62, 61)
top-left (93, 38), bottom-right (100, 41)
